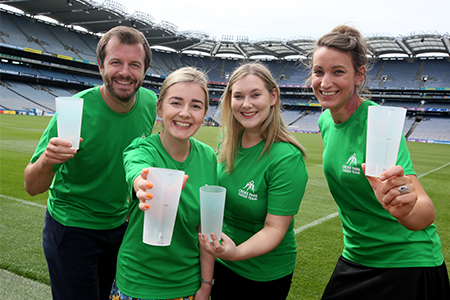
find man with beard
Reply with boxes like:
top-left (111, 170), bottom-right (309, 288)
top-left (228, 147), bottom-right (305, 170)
top-left (24, 26), bottom-right (157, 300)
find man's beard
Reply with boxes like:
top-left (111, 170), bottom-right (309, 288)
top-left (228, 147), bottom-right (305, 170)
top-left (103, 75), bottom-right (141, 103)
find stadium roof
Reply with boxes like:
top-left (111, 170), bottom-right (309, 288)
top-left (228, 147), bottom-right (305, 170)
top-left (2, 0), bottom-right (450, 59)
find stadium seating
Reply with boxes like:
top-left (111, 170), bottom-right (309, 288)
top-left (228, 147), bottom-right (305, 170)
top-left (420, 59), bottom-right (450, 88)
top-left (408, 116), bottom-right (450, 141)
top-left (0, 10), bottom-right (449, 142)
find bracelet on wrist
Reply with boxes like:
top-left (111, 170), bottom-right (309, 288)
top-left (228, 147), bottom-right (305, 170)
top-left (200, 277), bottom-right (215, 286)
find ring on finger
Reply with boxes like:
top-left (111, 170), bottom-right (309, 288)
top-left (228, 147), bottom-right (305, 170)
top-left (398, 185), bottom-right (409, 194)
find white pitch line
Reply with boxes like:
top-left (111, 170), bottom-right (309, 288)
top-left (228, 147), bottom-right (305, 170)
top-left (295, 212), bottom-right (339, 234)
top-left (1, 162), bottom-right (448, 235)
top-left (294, 161), bottom-right (450, 234)
top-left (0, 194), bottom-right (46, 208)
top-left (417, 162), bottom-right (450, 179)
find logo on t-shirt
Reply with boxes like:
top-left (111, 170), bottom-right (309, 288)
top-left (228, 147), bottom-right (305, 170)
top-left (238, 180), bottom-right (258, 201)
top-left (243, 180), bottom-right (255, 192)
top-left (342, 153), bottom-right (361, 175)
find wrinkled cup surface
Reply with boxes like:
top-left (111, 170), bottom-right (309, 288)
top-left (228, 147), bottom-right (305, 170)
top-left (55, 97), bottom-right (83, 150)
top-left (200, 185), bottom-right (226, 242)
top-left (366, 106), bottom-right (406, 177)
top-left (143, 167), bottom-right (185, 246)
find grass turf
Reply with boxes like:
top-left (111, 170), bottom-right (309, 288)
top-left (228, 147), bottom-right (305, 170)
top-left (0, 113), bottom-right (449, 299)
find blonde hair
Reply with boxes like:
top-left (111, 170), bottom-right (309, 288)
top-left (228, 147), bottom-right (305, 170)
top-left (157, 67), bottom-right (209, 114)
top-left (218, 62), bottom-right (306, 173)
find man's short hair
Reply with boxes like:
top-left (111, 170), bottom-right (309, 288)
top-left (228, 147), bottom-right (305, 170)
top-left (96, 26), bottom-right (152, 73)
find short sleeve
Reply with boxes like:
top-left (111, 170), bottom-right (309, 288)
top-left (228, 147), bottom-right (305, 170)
top-left (123, 137), bottom-right (157, 200)
top-left (267, 149), bottom-right (308, 215)
top-left (396, 135), bottom-right (415, 176)
top-left (30, 114), bottom-right (62, 173)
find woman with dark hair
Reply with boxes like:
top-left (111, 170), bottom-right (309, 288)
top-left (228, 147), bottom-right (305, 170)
top-left (310, 25), bottom-right (450, 300)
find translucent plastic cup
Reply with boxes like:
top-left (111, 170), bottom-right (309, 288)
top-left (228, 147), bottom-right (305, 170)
top-left (55, 97), bottom-right (83, 150)
top-left (200, 185), bottom-right (226, 242)
top-left (143, 167), bottom-right (185, 246)
top-left (365, 106), bottom-right (407, 177)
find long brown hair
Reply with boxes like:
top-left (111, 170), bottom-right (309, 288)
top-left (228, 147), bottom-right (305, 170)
top-left (218, 62), bottom-right (306, 173)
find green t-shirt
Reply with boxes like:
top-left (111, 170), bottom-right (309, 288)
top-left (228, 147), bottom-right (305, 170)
top-left (30, 86), bottom-right (157, 229)
top-left (319, 100), bottom-right (443, 268)
top-left (217, 140), bottom-right (308, 281)
top-left (117, 133), bottom-right (218, 299)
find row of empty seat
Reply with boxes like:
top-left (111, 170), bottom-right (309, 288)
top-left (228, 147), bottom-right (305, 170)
top-left (1, 11), bottom-right (448, 142)
top-left (1, 80), bottom-right (449, 142)
top-left (1, 11), bottom-right (449, 88)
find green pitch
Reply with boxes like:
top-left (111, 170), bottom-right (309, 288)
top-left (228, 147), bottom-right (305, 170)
top-left (1, 114), bottom-right (449, 299)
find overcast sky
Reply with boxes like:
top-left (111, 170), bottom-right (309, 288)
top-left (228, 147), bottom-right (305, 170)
top-left (118, 0), bottom-right (449, 40)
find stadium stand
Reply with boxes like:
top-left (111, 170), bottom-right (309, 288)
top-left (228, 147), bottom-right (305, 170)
top-left (408, 116), bottom-right (450, 141)
top-left (0, 4), bottom-right (449, 143)
top-left (368, 58), bottom-right (450, 89)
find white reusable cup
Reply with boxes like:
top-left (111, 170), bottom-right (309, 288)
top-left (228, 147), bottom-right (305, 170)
top-left (200, 185), bottom-right (226, 242)
top-left (365, 106), bottom-right (407, 177)
top-left (143, 167), bottom-right (185, 246)
top-left (55, 97), bottom-right (83, 150)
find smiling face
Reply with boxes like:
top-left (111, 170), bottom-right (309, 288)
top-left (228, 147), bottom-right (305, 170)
top-left (312, 46), bottom-right (365, 121)
top-left (230, 74), bottom-right (277, 134)
top-left (98, 36), bottom-right (146, 106)
top-left (158, 82), bottom-right (206, 142)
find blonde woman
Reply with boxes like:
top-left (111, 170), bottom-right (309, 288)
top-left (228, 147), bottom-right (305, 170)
top-left (112, 67), bottom-right (217, 300)
top-left (199, 62), bottom-right (308, 299)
